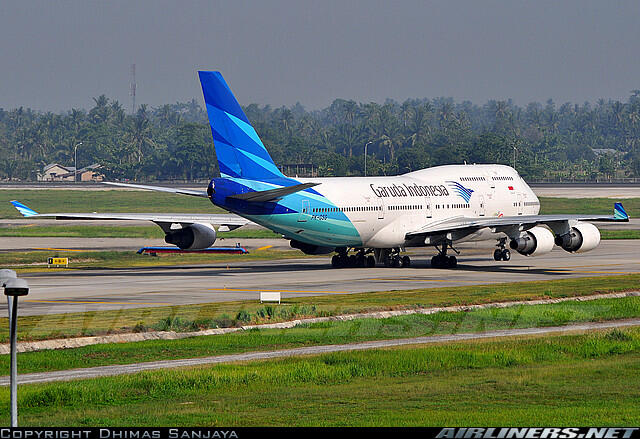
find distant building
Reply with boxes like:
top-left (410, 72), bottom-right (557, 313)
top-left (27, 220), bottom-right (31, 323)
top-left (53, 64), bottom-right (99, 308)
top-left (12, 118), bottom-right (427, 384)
top-left (591, 148), bottom-right (620, 156)
top-left (278, 163), bottom-right (319, 177)
top-left (38, 163), bottom-right (103, 182)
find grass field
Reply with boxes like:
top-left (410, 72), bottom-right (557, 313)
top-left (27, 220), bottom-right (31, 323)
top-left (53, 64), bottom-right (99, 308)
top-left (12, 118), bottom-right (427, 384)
top-left (0, 189), bottom-right (224, 218)
top-left (1, 328), bottom-right (638, 425)
top-left (538, 197), bottom-right (639, 217)
top-left (1, 295), bottom-right (638, 375)
top-left (0, 224), bottom-right (636, 239)
top-left (0, 225), bottom-right (281, 239)
top-left (1, 190), bottom-right (638, 219)
top-left (0, 249), bottom-right (313, 273)
top-left (0, 274), bottom-right (638, 343)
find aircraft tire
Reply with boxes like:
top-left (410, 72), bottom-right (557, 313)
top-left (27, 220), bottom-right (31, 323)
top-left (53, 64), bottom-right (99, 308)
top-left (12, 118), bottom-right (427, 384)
top-left (401, 256), bottom-right (411, 268)
top-left (366, 255), bottom-right (376, 268)
top-left (493, 249), bottom-right (502, 261)
top-left (502, 249), bottom-right (511, 261)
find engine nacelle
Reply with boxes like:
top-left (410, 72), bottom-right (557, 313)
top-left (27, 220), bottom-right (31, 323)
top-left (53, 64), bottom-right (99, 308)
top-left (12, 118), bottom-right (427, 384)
top-left (164, 223), bottom-right (217, 250)
top-left (510, 226), bottom-right (555, 256)
top-left (290, 239), bottom-right (334, 255)
top-left (555, 222), bottom-right (600, 253)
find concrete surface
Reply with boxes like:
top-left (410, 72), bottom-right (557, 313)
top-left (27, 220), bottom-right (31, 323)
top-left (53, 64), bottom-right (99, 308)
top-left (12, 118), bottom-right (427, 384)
top-left (0, 240), bottom-right (638, 316)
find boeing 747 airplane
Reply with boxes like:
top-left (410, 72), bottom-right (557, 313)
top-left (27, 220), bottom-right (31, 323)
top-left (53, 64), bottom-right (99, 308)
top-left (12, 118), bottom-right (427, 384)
top-left (11, 71), bottom-right (629, 268)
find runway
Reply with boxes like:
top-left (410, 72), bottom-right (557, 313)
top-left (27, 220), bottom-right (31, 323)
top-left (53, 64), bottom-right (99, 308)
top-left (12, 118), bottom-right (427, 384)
top-left (4, 239), bottom-right (639, 316)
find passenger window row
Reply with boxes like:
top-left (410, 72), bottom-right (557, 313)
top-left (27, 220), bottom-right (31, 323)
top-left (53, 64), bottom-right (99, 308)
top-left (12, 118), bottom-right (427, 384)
top-left (435, 203), bottom-right (470, 209)
top-left (313, 206), bottom-right (381, 213)
top-left (389, 205), bottom-right (422, 211)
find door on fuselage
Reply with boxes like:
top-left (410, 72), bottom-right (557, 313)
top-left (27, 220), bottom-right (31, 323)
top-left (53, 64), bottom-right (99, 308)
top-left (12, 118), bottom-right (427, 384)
top-left (517, 193), bottom-right (524, 215)
top-left (298, 200), bottom-right (310, 222)
top-left (478, 195), bottom-right (486, 217)
top-left (424, 196), bottom-right (432, 219)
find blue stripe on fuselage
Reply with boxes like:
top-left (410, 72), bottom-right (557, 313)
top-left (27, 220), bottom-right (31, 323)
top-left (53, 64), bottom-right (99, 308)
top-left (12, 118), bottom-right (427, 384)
top-left (208, 177), bottom-right (362, 246)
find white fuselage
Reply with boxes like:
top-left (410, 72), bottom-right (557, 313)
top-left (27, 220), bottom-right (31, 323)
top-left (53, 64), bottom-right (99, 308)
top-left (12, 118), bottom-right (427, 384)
top-left (271, 164), bottom-right (540, 249)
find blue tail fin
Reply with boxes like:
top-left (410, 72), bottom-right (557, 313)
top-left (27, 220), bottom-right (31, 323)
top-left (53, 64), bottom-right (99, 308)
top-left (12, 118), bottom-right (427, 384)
top-left (198, 71), bottom-right (285, 180)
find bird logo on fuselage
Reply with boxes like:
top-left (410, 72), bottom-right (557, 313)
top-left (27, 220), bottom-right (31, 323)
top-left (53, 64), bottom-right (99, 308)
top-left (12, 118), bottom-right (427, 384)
top-left (445, 181), bottom-right (474, 203)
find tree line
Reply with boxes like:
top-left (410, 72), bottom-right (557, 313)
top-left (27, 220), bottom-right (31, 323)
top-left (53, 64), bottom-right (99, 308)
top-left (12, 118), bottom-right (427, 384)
top-left (1, 91), bottom-right (640, 181)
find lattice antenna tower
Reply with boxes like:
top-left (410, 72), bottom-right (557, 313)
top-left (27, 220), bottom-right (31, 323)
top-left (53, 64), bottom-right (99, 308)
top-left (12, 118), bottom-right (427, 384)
top-left (130, 64), bottom-right (137, 114)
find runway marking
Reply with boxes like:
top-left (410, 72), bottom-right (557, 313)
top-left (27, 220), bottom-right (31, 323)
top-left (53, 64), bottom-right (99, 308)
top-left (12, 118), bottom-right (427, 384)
top-left (368, 278), bottom-right (478, 283)
top-left (206, 287), bottom-right (350, 294)
top-left (256, 245), bottom-right (273, 251)
top-left (546, 270), bottom-right (637, 275)
top-left (24, 300), bottom-right (173, 306)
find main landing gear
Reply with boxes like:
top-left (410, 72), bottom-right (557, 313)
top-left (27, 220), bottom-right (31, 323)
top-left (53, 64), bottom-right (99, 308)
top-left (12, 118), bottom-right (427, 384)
top-left (493, 238), bottom-right (511, 261)
top-left (330, 248), bottom-right (411, 268)
top-left (431, 241), bottom-right (458, 269)
top-left (331, 248), bottom-right (376, 268)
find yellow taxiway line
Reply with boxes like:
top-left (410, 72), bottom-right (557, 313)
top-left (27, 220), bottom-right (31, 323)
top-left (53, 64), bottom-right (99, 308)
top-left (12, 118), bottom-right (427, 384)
top-left (206, 287), bottom-right (351, 294)
top-left (367, 278), bottom-right (478, 283)
top-left (25, 299), bottom-right (173, 305)
top-left (32, 247), bottom-right (88, 252)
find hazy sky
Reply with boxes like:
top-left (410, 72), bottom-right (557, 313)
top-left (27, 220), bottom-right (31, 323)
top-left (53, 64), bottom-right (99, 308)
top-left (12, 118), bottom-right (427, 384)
top-left (1, 0), bottom-right (639, 112)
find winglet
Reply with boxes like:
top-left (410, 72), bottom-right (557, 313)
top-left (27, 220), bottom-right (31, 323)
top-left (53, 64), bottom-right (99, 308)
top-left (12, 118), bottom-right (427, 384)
top-left (614, 202), bottom-right (629, 220)
top-left (10, 200), bottom-right (39, 217)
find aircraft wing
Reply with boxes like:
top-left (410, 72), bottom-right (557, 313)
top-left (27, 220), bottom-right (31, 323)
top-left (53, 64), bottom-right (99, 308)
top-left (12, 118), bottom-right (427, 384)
top-left (9, 201), bottom-right (252, 228)
top-left (102, 182), bottom-right (209, 197)
top-left (406, 203), bottom-right (629, 238)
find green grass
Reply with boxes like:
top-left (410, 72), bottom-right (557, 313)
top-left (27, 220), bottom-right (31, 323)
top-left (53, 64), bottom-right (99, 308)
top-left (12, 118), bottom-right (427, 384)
top-left (1, 191), bottom-right (637, 219)
top-left (0, 273), bottom-right (638, 343)
top-left (538, 197), bottom-right (639, 217)
top-left (0, 225), bottom-right (281, 239)
top-left (0, 249), bottom-right (313, 273)
top-left (0, 189), bottom-right (225, 218)
top-left (1, 328), bottom-right (639, 425)
top-left (1, 295), bottom-right (638, 376)
top-left (1, 224), bottom-right (636, 239)
top-left (600, 229), bottom-right (640, 239)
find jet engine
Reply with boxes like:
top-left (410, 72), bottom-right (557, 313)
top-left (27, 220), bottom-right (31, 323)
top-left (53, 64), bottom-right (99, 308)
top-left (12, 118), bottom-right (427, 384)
top-left (509, 226), bottom-right (555, 256)
top-left (555, 222), bottom-right (600, 253)
top-left (290, 239), bottom-right (334, 255)
top-left (164, 223), bottom-right (217, 250)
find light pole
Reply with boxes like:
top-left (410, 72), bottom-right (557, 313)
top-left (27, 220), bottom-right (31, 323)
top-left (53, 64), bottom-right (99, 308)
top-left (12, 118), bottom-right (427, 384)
top-left (364, 141), bottom-right (372, 177)
top-left (0, 269), bottom-right (17, 319)
top-left (74, 141), bottom-right (83, 182)
top-left (2, 272), bottom-right (27, 427)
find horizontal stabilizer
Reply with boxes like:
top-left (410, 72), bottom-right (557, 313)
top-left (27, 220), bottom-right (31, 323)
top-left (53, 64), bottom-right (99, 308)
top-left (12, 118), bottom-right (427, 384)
top-left (614, 202), bottom-right (629, 220)
top-left (10, 200), bottom-right (38, 217)
top-left (227, 182), bottom-right (320, 202)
